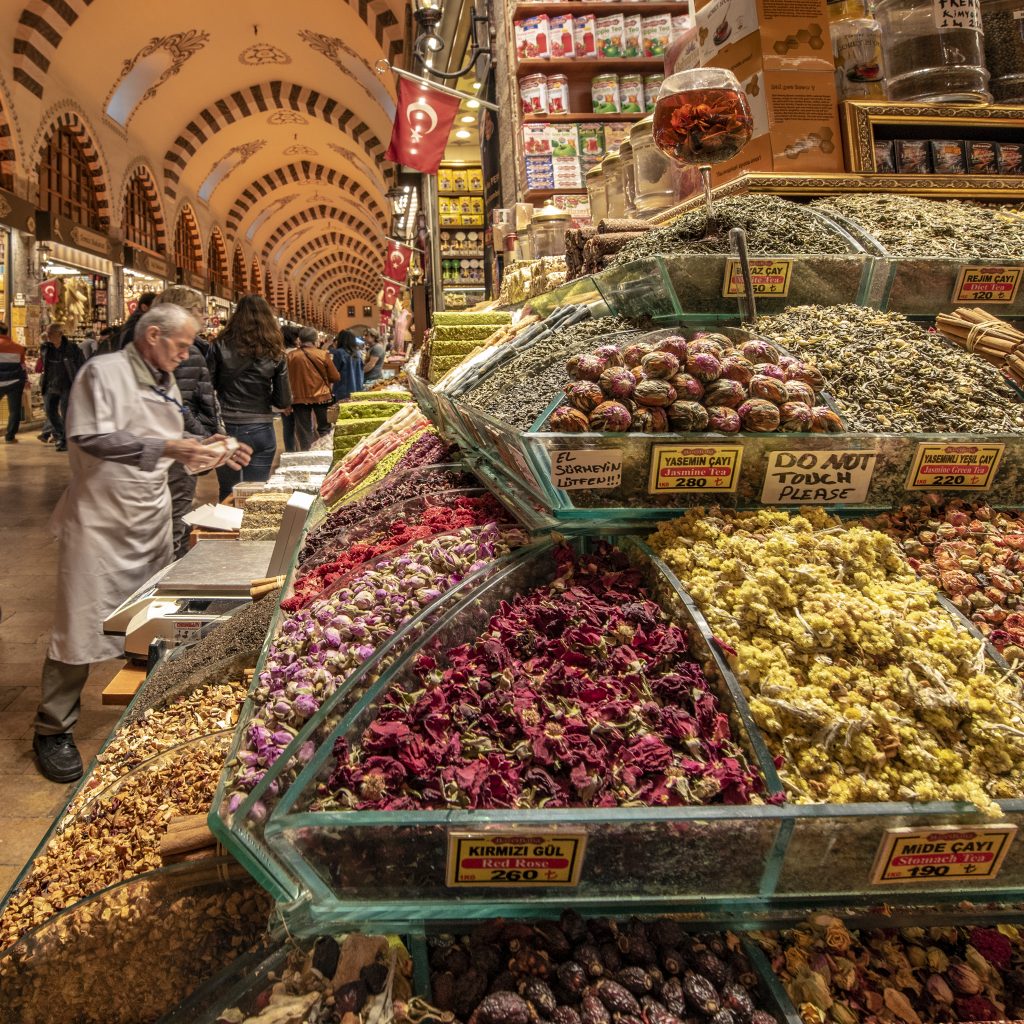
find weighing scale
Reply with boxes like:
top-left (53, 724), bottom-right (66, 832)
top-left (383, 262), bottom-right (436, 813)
top-left (103, 541), bottom-right (276, 657)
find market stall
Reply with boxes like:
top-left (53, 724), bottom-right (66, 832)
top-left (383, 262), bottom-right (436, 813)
top-left (122, 245), bottom-right (175, 320)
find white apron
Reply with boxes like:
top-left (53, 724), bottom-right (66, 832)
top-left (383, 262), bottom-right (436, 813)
top-left (48, 350), bottom-right (183, 664)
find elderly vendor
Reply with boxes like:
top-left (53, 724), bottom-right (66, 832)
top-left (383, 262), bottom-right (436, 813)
top-left (33, 303), bottom-right (251, 783)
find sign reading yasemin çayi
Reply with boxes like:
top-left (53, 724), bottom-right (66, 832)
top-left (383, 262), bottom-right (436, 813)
top-left (761, 450), bottom-right (878, 504)
top-left (952, 265), bottom-right (1023, 304)
top-left (871, 824), bottom-right (1017, 884)
top-left (551, 449), bottom-right (622, 491)
top-left (907, 443), bottom-right (1005, 491)
top-left (447, 832), bottom-right (587, 887)
top-left (723, 259), bottom-right (793, 298)
top-left (649, 445), bottom-right (743, 494)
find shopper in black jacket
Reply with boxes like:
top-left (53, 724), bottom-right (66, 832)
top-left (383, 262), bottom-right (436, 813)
top-left (117, 292), bottom-right (155, 350)
top-left (39, 323), bottom-right (85, 451)
top-left (155, 287), bottom-right (225, 557)
top-left (211, 294), bottom-right (290, 500)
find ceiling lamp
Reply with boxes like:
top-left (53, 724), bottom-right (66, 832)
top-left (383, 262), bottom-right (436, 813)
top-left (455, 128), bottom-right (471, 139)
top-left (413, 0), bottom-right (445, 59)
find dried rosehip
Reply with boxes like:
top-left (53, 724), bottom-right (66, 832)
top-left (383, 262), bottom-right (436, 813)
top-left (599, 943), bottom-right (624, 975)
top-left (472, 944), bottom-right (504, 977)
top-left (434, 971), bottom-right (457, 1010)
top-left (642, 997), bottom-right (686, 1024)
top-left (749, 1012), bottom-right (778, 1024)
top-left (577, 944), bottom-right (605, 978)
top-left (651, 922), bottom-right (685, 948)
top-left (552, 1008), bottom-right (583, 1024)
top-left (581, 991), bottom-right (612, 1024)
top-left (558, 961), bottom-right (590, 998)
top-left (693, 954), bottom-right (727, 989)
top-left (683, 972), bottom-right (720, 1016)
top-left (521, 978), bottom-right (558, 1018)
top-left (622, 937), bottom-right (658, 967)
top-left (595, 979), bottom-right (642, 1016)
top-left (720, 984), bottom-right (754, 1024)
top-left (710, 1010), bottom-right (736, 1024)
top-left (433, 939), bottom-right (471, 974)
top-left (534, 922), bottom-right (573, 959)
top-left (510, 947), bottom-right (552, 979)
top-left (471, 992), bottom-right (534, 1024)
top-left (661, 948), bottom-right (685, 976)
top-left (561, 910), bottom-right (588, 944)
top-left (618, 968), bottom-right (655, 995)
top-left (456, 968), bottom-right (492, 1017)
top-left (661, 977), bottom-right (688, 1018)
top-left (491, 972), bottom-right (518, 995)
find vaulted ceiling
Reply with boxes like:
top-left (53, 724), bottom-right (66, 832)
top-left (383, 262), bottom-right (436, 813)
top-left (0, 0), bottom-right (407, 328)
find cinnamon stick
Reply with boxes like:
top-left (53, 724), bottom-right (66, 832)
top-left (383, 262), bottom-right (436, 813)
top-left (598, 218), bottom-right (650, 234)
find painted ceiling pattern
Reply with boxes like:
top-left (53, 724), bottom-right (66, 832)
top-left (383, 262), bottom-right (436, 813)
top-left (0, 0), bottom-right (406, 325)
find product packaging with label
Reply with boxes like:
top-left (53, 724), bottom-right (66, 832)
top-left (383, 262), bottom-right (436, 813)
top-left (592, 73), bottom-right (622, 114)
top-left (515, 15), bottom-right (551, 60)
top-left (895, 139), bottom-right (932, 174)
top-left (596, 14), bottom-right (627, 58)
top-left (623, 13), bottom-right (644, 57)
top-left (549, 13), bottom-right (575, 58)
top-left (644, 73), bottom-right (665, 112)
top-left (547, 74), bottom-right (570, 114)
top-left (604, 123), bottom-right (632, 154)
top-left (520, 74), bottom-right (549, 116)
top-left (831, 17), bottom-right (886, 99)
top-left (968, 140), bottom-right (1000, 174)
top-left (523, 124), bottom-right (553, 156)
top-left (643, 13), bottom-right (674, 57)
top-left (998, 141), bottom-right (1024, 174)
top-left (575, 13), bottom-right (597, 57)
top-left (619, 73), bottom-right (645, 113)
top-left (577, 123), bottom-right (607, 168)
top-left (930, 139), bottom-right (967, 174)
top-left (874, 138), bottom-right (896, 173)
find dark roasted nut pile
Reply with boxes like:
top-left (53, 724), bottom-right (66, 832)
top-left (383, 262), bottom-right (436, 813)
top-left (430, 915), bottom-right (780, 1024)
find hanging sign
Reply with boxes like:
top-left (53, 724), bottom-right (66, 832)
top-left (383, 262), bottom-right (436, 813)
top-left (952, 265), bottom-right (1023, 304)
top-left (550, 448), bottom-right (623, 490)
top-left (871, 824), bottom-right (1016, 884)
top-left (907, 443), bottom-right (1005, 491)
top-left (447, 830), bottom-right (587, 887)
top-left (722, 259), bottom-right (793, 298)
top-left (648, 444), bottom-right (743, 494)
top-left (761, 449), bottom-right (878, 504)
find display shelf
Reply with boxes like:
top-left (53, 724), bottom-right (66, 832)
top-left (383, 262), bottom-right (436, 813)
top-left (524, 187), bottom-right (587, 201)
top-left (517, 56), bottom-right (664, 75)
top-left (523, 112), bottom-right (649, 123)
top-left (442, 279), bottom-right (487, 287)
top-left (437, 189), bottom-right (485, 197)
top-left (512, 1), bottom-right (688, 17)
top-left (440, 250), bottom-right (484, 258)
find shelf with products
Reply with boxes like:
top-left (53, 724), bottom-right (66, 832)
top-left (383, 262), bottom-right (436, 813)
top-left (440, 250), bottom-right (485, 258)
top-left (517, 56), bottom-right (663, 75)
top-left (436, 190), bottom-right (485, 197)
top-left (524, 187), bottom-right (586, 201)
top-left (512, 1), bottom-right (688, 17)
top-left (523, 111), bottom-right (647, 123)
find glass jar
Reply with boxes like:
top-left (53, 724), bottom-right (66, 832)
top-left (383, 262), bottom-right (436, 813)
top-left (629, 114), bottom-right (680, 215)
top-left (618, 139), bottom-right (638, 217)
top-left (981, 0), bottom-right (1024, 101)
top-left (531, 203), bottom-right (571, 258)
top-left (832, 18), bottom-right (887, 99)
top-left (586, 164), bottom-right (608, 223)
top-left (603, 153), bottom-right (625, 218)
top-left (875, 0), bottom-right (991, 103)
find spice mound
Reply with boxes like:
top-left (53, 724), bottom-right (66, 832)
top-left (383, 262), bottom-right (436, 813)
top-left (754, 305), bottom-right (1024, 434)
top-left (867, 499), bottom-right (1024, 662)
top-left (649, 507), bottom-right (1024, 813)
top-left (758, 915), bottom-right (1024, 1024)
top-left (430, 915), bottom-right (781, 1024)
top-left (324, 543), bottom-right (767, 810)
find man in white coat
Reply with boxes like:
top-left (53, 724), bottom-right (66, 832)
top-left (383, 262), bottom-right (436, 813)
top-left (33, 304), bottom-right (251, 782)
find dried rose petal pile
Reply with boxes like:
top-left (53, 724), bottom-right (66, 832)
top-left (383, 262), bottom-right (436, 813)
top-left (324, 544), bottom-right (766, 810)
top-left (759, 915), bottom-right (1024, 1024)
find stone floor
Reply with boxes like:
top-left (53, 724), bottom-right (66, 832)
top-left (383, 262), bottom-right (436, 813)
top-left (0, 432), bottom-right (217, 902)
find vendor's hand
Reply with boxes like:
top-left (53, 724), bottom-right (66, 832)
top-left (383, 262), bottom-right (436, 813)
top-left (225, 442), bottom-right (252, 471)
top-left (164, 438), bottom-right (220, 473)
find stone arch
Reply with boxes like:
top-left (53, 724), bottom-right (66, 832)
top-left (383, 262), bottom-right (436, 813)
top-left (12, 0), bottom-right (91, 98)
top-left (231, 244), bottom-right (247, 292)
top-left (289, 248), bottom-right (381, 291)
top-left (265, 206), bottom-right (380, 265)
top-left (250, 253), bottom-right (262, 295)
top-left (119, 160), bottom-right (168, 251)
top-left (173, 202), bottom-right (204, 272)
top-left (208, 227), bottom-right (228, 289)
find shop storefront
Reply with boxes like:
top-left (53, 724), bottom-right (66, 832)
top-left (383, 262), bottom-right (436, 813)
top-left (35, 211), bottom-right (122, 339)
top-left (122, 245), bottom-right (175, 319)
top-left (0, 187), bottom-right (36, 333)
top-left (206, 280), bottom-right (232, 333)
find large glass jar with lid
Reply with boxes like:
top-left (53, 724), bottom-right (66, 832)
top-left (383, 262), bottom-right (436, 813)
top-left (618, 139), bottom-right (638, 218)
top-left (629, 115), bottom-right (679, 214)
top-left (586, 164), bottom-right (607, 223)
top-left (981, 0), bottom-right (1024, 101)
top-left (602, 152), bottom-right (625, 219)
top-left (531, 204), bottom-right (571, 258)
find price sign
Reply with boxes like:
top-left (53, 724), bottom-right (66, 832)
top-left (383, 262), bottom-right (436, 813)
top-left (551, 448), bottom-right (623, 490)
top-left (649, 445), bottom-right (743, 494)
top-left (447, 831), bottom-right (587, 887)
top-left (952, 265), bottom-right (1023, 304)
top-left (723, 259), bottom-right (793, 298)
top-left (907, 443), bottom-right (1005, 491)
top-left (871, 824), bottom-right (1016, 884)
top-left (761, 449), bottom-right (878, 504)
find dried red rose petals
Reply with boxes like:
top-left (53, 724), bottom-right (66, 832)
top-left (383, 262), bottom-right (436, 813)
top-left (324, 544), bottom-right (766, 811)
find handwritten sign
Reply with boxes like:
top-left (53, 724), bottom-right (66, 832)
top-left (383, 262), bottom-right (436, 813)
top-left (761, 449), bottom-right (878, 504)
top-left (649, 445), bottom-right (743, 494)
top-left (907, 443), bottom-right (1005, 491)
top-left (723, 259), bottom-right (793, 298)
top-left (447, 831), bottom-right (587, 887)
top-left (952, 265), bottom-right (1023, 304)
top-left (871, 824), bottom-right (1016, 884)
top-left (551, 449), bottom-right (622, 490)
top-left (934, 0), bottom-right (982, 30)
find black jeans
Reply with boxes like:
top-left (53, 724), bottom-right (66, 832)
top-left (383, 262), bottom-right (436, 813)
top-left (167, 461), bottom-right (198, 559)
top-left (43, 391), bottom-right (69, 445)
top-left (216, 421), bottom-right (277, 500)
top-left (2, 380), bottom-right (23, 441)
top-left (292, 403), bottom-right (331, 450)
top-left (281, 411), bottom-right (298, 453)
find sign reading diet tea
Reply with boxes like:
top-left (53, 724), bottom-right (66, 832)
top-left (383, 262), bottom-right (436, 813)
top-left (952, 265), bottom-right (1023, 304)
top-left (722, 259), bottom-right (793, 298)
top-left (649, 445), bottom-right (743, 493)
top-left (871, 824), bottom-right (1017, 885)
top-left (761, 449), bottom-right (878, 504)
top-left (551, 448), bottom-right (623, 490)
top-left (447, 831), bottom-right (587, 887)
top-left (907, 443), bottom-right (1005, 491)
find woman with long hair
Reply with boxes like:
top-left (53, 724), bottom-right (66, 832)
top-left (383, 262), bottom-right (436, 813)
top-left (210, 294), bottom-right (291, 499)
top-left (330, 328), bottom-right (365, 402)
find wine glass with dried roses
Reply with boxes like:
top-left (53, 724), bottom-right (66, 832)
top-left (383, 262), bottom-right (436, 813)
top-left (653, 68), bottom-right (754, 222)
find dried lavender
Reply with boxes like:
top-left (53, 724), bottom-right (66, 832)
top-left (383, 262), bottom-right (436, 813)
top-left (463, 315), bottom-right (634, 430)
top-left (755, 305), bottom-right (1024, 433)
top-left (610, 195), bottom-right (852, 267)
top-left (810, 193), bottom-right (1024, 259)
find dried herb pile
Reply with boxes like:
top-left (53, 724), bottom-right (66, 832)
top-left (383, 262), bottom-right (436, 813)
top-left (429, 914), bottom-right (780, 1024)
top-left (866, 499), bottom-right (1024, 661)
top-left (810, 193), bottom-right (1024, 259)
top-left (754, 305), bottom-right (1024, 434)
top-left (462, 315), bottom-right (634, 430)
top-left (759, 915), bottom-right (1024, 1024)
top-left (323, 543), bottom-right (766, 811)
top-left (649, 507), bottom-right (1024, 813)
top-left (610, 195), bottom-right (852, 268)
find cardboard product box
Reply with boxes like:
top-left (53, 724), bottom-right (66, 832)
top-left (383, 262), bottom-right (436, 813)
top-left (515, 15), bottom-right (551, 60)
top-left (624, 14), bottom-right (644, 58)
top-left (575, 14), bottom-right (597, 57)
top-left (672, 13), bottom-right (694, 36)
top-left (523, 124), bottom-right (553, 156)
top-left (525, 155), bottom-right (555, 189)
top-left (577, 123), bottom-right (607, 164)
top-left (895, 139), bottom-right (932, 174)
top-left (549, 14), bottom-right (575, 59)
top-left (967, 141), bottom-right (1000, 174)
top-left (596, 14), bottom-right (627, 58)
top-left (552, 193), bottom-right (593, 229)
top-left (604, 123), bottom-right (632, 154)
top-left (643, 13), bottom-right (674, 57)
top-left (697, 0), bottom-right (833, 74)
top-left (999, 142), bottom-right (1024, 174)
top-left (874, 139), bottom-right (896, 174)
top-left (552, 156), bottom-right (585, 188)
top-left (930, 140), bottom-right (967, 175)
top-left (547, 123), bottom-right (580, 158)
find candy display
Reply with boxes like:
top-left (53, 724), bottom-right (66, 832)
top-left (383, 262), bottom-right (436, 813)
top-left (239, 490), bottom-right (292, 540)
top-left (550, 332), bottom-right (836, 435)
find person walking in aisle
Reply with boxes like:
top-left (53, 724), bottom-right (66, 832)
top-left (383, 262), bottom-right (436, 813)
top-left (0, 321), bottom-right (27, 444)
top-left (33, 304), bottom-right (251, 782)
top-left (210, 294), bottom-right (291, 500)
top-left (287, 326), bottom-right (339, 450)
top-left (330, 329), bottom-right (364, 402)
top-left (362, 328), bottom-right (387, 383)
top-left (117, 292), bottom-right (156, 349)
top-left (40, 323), bottom-right (85, 451)
top-left (280, 325), bottom-right (300, 453)
top-left (156, 287), bottom-right (224, 558)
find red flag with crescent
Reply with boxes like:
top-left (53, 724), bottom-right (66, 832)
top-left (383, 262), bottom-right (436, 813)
top-left (381, 278), bottom-right (401, 310)
top-left (386, 78), bottom-right (461, 174)
top-left (40, 279), bottom-right (61, 306)
top-left (384, 239), bottom-right (414, 283)
top-left (379, 307), bottom-right (393, 330)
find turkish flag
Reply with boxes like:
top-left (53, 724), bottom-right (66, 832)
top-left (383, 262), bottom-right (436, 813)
top-left (379, 308), bottom-right (393, 330)
top-left (381, 278), bottom-right (401, 310)
top-left (384, 239), bottom-right (414, 283)
top-left (40, 279), bottom-right (61, 306)
top-left (386, 78), bottom-right (461, 174)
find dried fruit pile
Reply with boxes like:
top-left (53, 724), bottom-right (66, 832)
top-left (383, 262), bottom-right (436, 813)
top-left (866, 499), bottom-right (1024, 662)
top-left (550, 333), bottom-right (838, 435)
top-left (759, 915), bottom-right (1024, 1024)
top-left (429, 914), bottom-right (780, 1024)
top-left (649, 507), bottom-right (1024, 813)
top-left (323, 543), bottom-right (766, 810)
